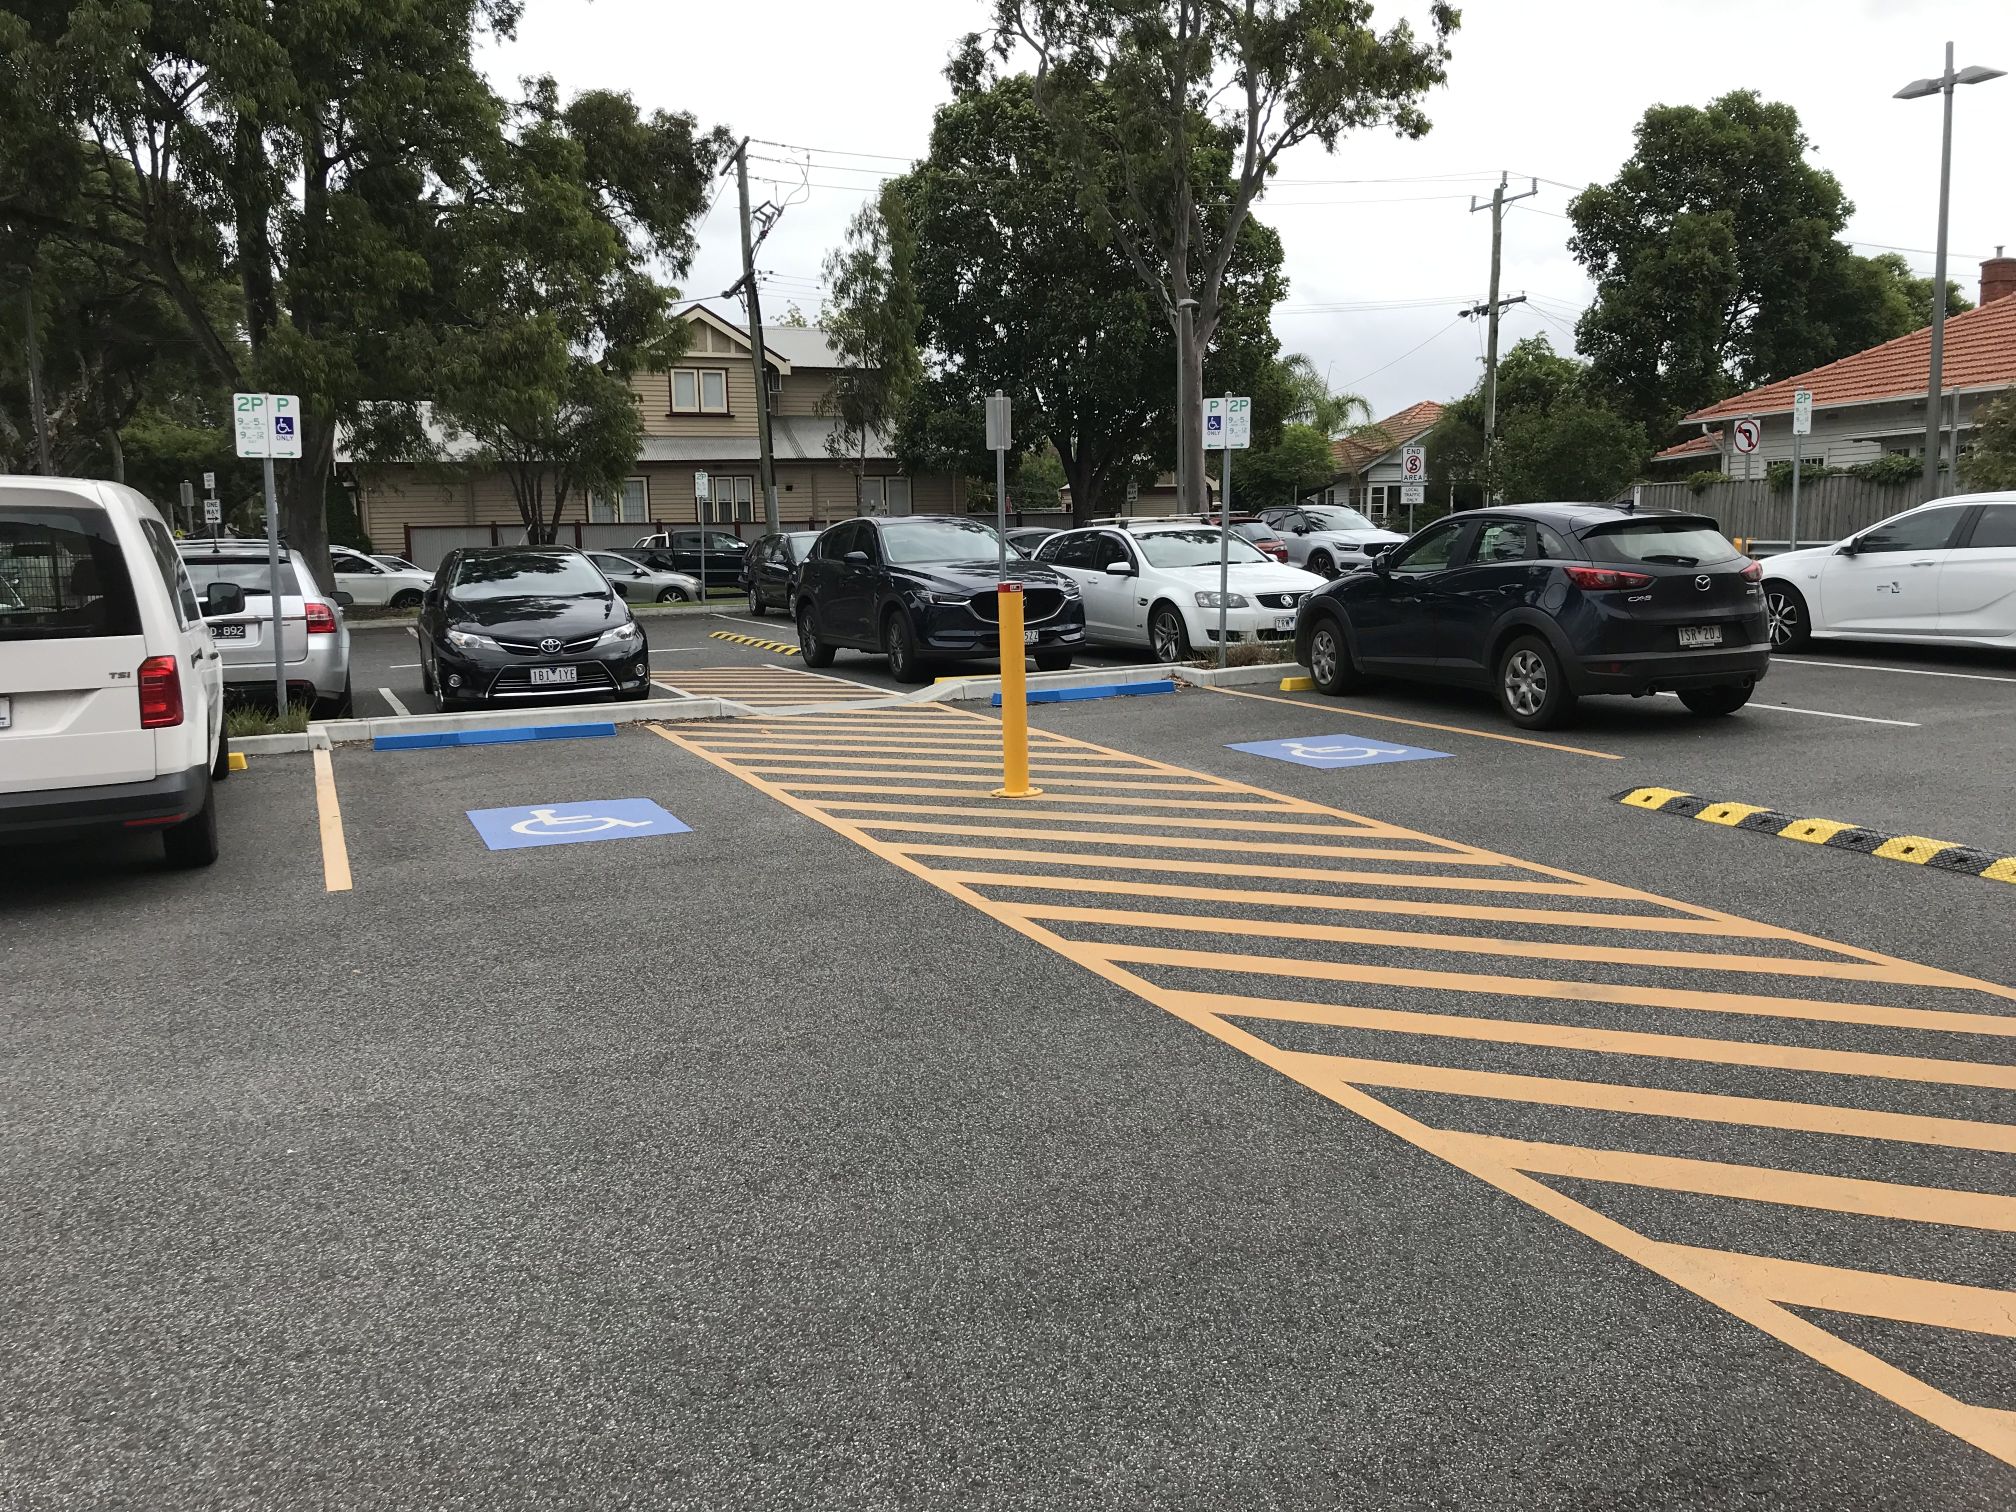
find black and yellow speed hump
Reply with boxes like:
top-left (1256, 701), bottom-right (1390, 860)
top-left (1616, 787), bottom-right (2016, 886)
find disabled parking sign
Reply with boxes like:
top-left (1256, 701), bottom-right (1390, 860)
top-left (1229, 731), bottom-right (1451, 770)
top-left (466, 798), bottom-right (691, 851)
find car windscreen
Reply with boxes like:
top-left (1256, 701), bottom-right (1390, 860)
top-left (880, 519), bottom-right (1006, 564)
top-left (0, 506), bottom-right (143, 640)
top-left (1583, 518), bottom-right (1740, 567)
top-left (1303, 506), bottom-right (1377, 532)
top-left (1232, 522), bottom-right (1278, 542)
top-left (786, 533), bottom-right (820, 553)
top-left (181, 557), bottom-right (304, 597)
top-left (451, 552), bottom-right (611, 600)
top-left (1136, 529), bottom-right (1268, 569)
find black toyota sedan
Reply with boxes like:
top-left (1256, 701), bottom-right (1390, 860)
top-left (418, 546), bottom-right (653, 710)
top-left (1293, 504), bottom-right (1771, 729)
top-left (793, 516), bottom-right (1086, 682)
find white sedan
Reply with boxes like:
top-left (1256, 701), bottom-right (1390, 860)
top-left (1760, 492), bottom-right (2016, 651)
top-left (587, 550), bottom-right (703, 603)
top-left (1035, 524), bottom-right (1326, 661)
top-left (330, 545), bottom-right (432, 608)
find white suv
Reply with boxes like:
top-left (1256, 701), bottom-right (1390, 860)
top-left (0, 477), bottom-right (230, 867)
top-left (1035, 523), bottom-right (1326, 660)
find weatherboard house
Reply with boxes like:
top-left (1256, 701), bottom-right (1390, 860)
top-left (1652, 252), bottom-right (2016, 477)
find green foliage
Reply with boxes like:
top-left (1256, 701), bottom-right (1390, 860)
top-left (889, 71), bottom-right (1284, 520)
top-left (821, 182), bottom-right (925, 474)
top-left (1277, 354), bottom-right (1370, 436)
top-left (1684, 470), bottom-right (1729, 494)
top-left (1961, 393), bottom-right (2016, 492)
top-left (1424, 336), bottom-right (1648, 504)
top-left (1234, 424), bottom-right (1336, 510)
top-left (974, 0), bottom-right (1457, 507)
top-left (1016, 447), bottom-right (1068, 512)
top-left (1569, 93), bottom-right (1956, 436)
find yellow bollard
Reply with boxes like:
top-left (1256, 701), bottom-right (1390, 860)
top-left (993, 582), bottom-right (1042, 799)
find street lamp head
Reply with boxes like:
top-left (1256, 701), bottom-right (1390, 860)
top-left (1894, 77), bottom-right (1941, 99)
top-left (1955, 65), bottom-right (2008, 86)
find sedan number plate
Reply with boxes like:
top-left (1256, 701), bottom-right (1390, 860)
top-left (1023, 629), bottom-right (1039, 645)
top-left (1274, 615), bottom-right (1296, 632)
top-left (530, 666), bottom-right (579, 685)
top-left (210, 622), bottom-right (248, 640)
top-left (1678, 625), bottom-right (1724, 649)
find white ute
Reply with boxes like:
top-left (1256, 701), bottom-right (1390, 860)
top-left (0, 477), bottom-right (231, 867)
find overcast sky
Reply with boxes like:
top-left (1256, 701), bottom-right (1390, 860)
top-left (482, 0), bottom-right (2016, 424)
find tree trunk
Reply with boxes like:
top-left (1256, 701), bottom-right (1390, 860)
top-left (280, 415), bottom-right (335, 586)
top-left (1057, 438), bottom-right (1099, 527)
top-left (105, 425), bottom-right (124, 484)
top-left (1179, 326), bottom-right (1207, 514)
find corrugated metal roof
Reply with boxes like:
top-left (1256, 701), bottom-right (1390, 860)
top-left (1686, 293), bottom-right (2016, 422)
top-left (638, 416), bottom-right (890, 464)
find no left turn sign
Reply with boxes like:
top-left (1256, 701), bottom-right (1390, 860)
top-left (1731, 417), bottom-right (1761, 454)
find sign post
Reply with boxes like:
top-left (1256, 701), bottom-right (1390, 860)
top-left (235, 392), bottom-right (300, 713)
top-left (1790, 389), bottom-right (1813, 552)
top-left (1203, 395), bottom-right (1251, 668)
top-left (985, 392), bottom-right (1012, 577)
top-left (693, 472), bottom-right (711, 596)
top-left (1400, 444), bottom-right (1427, 531)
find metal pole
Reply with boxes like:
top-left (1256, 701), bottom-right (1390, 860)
top-left (1218, 394), bottom-right (1231, 669)
top-left (264, 456), bottom-right (286, 713)
top-left (994, 444), bottom-right (1008, 579)
top-left (1923, 42), bottom-right (1955, 500)
top-left (1789, 452), bottom-right (1801, 554)
top-left (735, 140), bottom-right (781, 533)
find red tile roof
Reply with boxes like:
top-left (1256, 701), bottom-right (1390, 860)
top-left (1650, 432), bottom-right (1723, 462)
top-left (1332, 400), bottom-right (1445, 471)
top-left (1686, 293), bottom-right (2016, 422)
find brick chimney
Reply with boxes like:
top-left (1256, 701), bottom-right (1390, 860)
top-left (1983, 246), bottom-right (2016, 306)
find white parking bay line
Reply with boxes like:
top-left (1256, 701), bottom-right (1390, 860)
top-left (1775, 656), bottom-right (2016, 687)
top-left (710, 613), bottom-right (778, 631)
top-left (379, 687), bottom-right (411, 717)
top-left (1653, 692), bottom-right (1920, 728)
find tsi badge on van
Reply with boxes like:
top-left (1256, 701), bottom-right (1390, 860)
top-left (0, 477), bottom-right (233, 867)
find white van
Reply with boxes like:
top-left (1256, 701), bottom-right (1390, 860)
top-left (0, 477), bottom-right (231, 867)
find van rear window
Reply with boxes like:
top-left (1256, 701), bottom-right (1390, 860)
top-left (0, 507), bottom-right (143, 640)
top-left (1583, 517), bottom-right (1740, 567)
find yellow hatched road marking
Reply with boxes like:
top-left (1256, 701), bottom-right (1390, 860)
top-left (741, 767), bottom-right (1242, 793)
top-left (646, 707), bottom-right (2016, 1466)
top-left (778, 781), bottom-right (1282, 804)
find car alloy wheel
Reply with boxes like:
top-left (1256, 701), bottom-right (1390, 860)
top-left (885, 611), bottom-right (924, 683)
top-left (1150, 606), bottom-right (1188, 663)
top-left (1310, 625), bottom-right (1339, 686)
top-left (1503, 647), bottom-right (1549, 718)
top-left (1765, 587), bottom-right (1806, 649)
top-left (656, 587), bottom-right (689, 603)
top-left (747, 587), bottom-right (765, 617)
top-left (1309, 550), bottom-right (1336, 578)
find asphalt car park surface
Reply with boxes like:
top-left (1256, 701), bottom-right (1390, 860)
top-left (5, 632), bottom-right (2015, 1509)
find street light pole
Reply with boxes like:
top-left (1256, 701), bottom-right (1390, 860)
top-left (1896, 43), bottom-right (2005, 500)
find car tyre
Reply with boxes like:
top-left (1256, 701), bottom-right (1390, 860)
top-left (421, 655), bottom-right (436, 696)
top-left (1034, 651), bottom-right (1074, 672)
top-left (797, 604), bottom-right (835, 667)
top-left (1307, 615), bottom-right (1364, 695)
top-left (656, 586), bottom-right (690, 603)
top-left (315, 678), bottom-right (353, 721)
top-left (884, 609), bottom-right (927, 684)
top-left (747, 586), bottom-right (766, 617)
top-left (1764, 581), bottom-right (1811, 651)
top-left (1309, 549), bottom-right (1337, 578)
top-left (1496, 634), bottom-right (1576, 730)
top-left (162, 781), bottom-right (219, 869)
top-left (210, 725), bottom-right (232, 782)
top-left (1679, 683), bottom-right (1754, 717)
top-left (390, 589), bottom-right (423, 609)
top-left (1148, 602), bottom-right (1192, 663)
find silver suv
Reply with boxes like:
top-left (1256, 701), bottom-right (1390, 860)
top-left (176, 541), bottom-right (353, 717)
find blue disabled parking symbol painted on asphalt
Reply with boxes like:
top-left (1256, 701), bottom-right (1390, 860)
top-left (1228, 731), bottom-right (1452, 770)
top-left (466, 798), bottom-right (692, 851)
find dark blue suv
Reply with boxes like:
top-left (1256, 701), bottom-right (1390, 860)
top-left (1292, 504), bottom-right (1771, 728)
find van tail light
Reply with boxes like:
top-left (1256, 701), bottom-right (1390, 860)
top-left (1740, 559), bottom-right (1763, 582)
top-left (305, 600), bottom-right (338, 635)
top-left (138, 655), bottom-right (184, 728)
top-left (1564, 565), bottom-right (1655, 591)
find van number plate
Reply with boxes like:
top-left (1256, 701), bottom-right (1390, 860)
top-left (1678, 625), bottom-right (1724, 649)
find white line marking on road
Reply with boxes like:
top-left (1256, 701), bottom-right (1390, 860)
top-left (1775, 656), bottom-right (2016, 687)
top-left (378, 687), bottom-right (411, 717)
top-left (710, 613), bottom-right (779, 631)
top-left (1653, 692), bottom-right (1921, 728)
top-left (389, 662), bottom-right (420, 669)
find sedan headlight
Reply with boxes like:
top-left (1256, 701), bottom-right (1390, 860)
top-left (446, 628), bottom-right (500, 653)
top-left (1194, 591), bottom-right (1249, 609)
top-left (596, 620), bottom-right (644, 648)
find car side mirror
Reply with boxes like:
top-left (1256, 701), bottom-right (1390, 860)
top-left (1838, 538), bottom-right (1860, 556)
top-left (1103, 560), bottom-right (1132, 576)
top-left (204, 581), bottom-right (246, 616)
top-left (1372, 551), bottom-right (1394, 575)
top-left (844, 550), bottom-right (870, 564)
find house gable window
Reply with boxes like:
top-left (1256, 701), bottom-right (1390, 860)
top-left (671, 367), bottom-right (730, 415)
